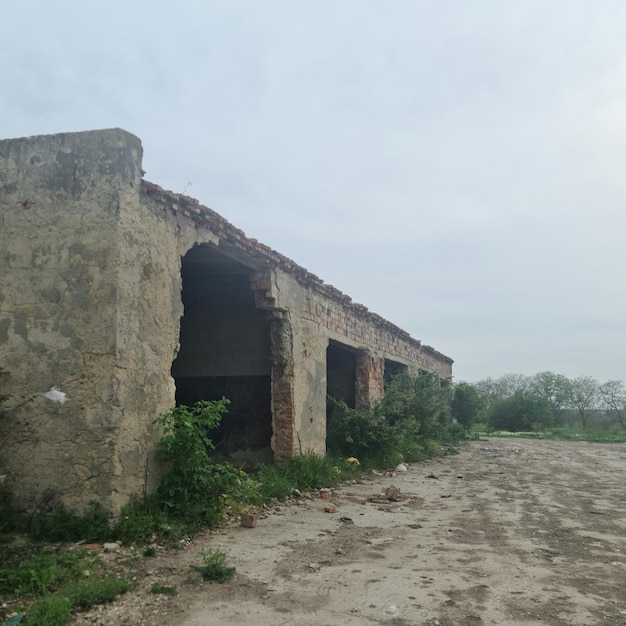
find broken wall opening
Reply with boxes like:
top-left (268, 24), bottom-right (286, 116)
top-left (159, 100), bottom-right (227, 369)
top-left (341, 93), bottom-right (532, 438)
top-left (171, 244), bottom-right (272, 463)
top-left (384, 359), bottom-right (408, 388)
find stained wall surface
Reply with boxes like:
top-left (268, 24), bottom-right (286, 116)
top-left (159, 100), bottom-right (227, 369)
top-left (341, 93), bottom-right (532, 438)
top-left (0, 129), bottom-right (452, 514)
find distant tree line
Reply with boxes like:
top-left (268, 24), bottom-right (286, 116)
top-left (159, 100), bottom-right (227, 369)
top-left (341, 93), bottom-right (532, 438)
top-left (451, 372), bottom-right (626, 432)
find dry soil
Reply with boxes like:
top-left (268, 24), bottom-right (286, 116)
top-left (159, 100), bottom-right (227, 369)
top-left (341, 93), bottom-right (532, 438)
top-left (75, 437), bottom-right (626, 625)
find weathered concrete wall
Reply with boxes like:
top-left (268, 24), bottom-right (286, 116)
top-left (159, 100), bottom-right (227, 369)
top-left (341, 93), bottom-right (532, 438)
top-left (0, 128), bottom-right (452, 514)
top-left (0, 129), bottom-right (162, 512)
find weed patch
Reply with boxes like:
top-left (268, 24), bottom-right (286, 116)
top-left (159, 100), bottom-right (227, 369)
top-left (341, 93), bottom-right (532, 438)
top-left (256, 453), bottom-right (360, 500)
top-left (24, 595), bottom-right (72, 626)
top-left (150, 583), bottom-right (177, 596)
top-left (190, 548), bottom-right (235, 583)
top-left (0, 541), bottom-right (130, 626)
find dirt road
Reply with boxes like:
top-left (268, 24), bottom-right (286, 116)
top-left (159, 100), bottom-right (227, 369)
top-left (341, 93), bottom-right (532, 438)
top-left (78, 438), bottom-right (626, 625)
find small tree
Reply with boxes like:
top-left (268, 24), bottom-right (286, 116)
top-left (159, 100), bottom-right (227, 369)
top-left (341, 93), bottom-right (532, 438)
top-left (487, 390), bottom-right (553, 432)
top-left (327, 371), bottom-right (456, 467)
top-left (473, 373), bottom-right (530, 411)
top-left (451, 382), bottom-right (484, 428)
top-left (568, 376), bottom-right (600, 431)
top-left (599, 380), bottom-right (626, 429)
top-left (528, 371), bottom-right (570, 425)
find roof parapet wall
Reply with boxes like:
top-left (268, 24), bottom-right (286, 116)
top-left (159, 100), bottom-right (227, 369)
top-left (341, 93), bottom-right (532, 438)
top-left (142, 180), bottom-right (453, 366)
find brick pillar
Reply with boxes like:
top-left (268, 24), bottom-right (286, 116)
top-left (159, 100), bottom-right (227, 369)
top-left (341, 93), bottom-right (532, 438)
top-left (355, 350), bottom-right (385, 411)
top-left (269, 311), bottom-right (296, 461)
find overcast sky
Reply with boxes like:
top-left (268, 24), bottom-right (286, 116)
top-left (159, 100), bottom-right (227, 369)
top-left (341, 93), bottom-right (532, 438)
top-left (2, 1), bottom-right (625, 383)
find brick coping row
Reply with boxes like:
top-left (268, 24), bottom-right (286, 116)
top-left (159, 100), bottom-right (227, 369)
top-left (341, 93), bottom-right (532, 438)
top-left (142, 180), bottom-right (452, 365)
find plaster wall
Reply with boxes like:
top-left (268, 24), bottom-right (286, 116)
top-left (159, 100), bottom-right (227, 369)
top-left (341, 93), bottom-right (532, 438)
top-left (0, 129), bottom-right (151, 512)
top-left (0, 128), bottom-right (453, 514)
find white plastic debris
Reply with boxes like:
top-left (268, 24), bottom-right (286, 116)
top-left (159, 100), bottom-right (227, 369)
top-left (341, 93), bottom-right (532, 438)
top-left (41, 386), bottom-right (67, 404)
top-left (395, 463), bottom-right (408, 472)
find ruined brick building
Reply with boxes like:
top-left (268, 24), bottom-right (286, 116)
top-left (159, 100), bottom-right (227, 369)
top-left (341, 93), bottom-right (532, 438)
top-left (0, 129), bottom-right (452, 514)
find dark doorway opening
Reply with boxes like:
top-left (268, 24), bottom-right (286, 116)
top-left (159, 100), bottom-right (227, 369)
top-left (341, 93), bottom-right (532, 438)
top-left (327, 342), bottom-right (357, 408)
top-left (171, 244), bottom-right (272, 464)
top-left (326, 342), bottom-right (357, 449)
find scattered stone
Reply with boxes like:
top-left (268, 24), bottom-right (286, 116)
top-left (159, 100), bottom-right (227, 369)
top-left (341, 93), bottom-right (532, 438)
top-left (319, 488), bottom-right (331, 500)
top-left (240, 513), bottom-right (257, 528)
top-left (103, 542), bottom-right (121, 552)
top-left (426, 473), bottom-right (438, 479)
top-left (340, 495), bottom-right (367, 505)
top-left (395, 463), bottom-right (408, 472)
top-left (324, 506), bottom-right (337, 513)
top-left (385, 486), bottom-right (402, 502)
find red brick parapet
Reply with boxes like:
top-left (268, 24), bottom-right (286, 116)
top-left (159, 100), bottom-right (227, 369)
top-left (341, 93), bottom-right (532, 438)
top-left (141, 180), bottom-right (452, 369)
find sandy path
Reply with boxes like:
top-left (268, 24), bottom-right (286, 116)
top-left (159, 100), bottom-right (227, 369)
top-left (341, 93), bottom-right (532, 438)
top-left (77, 438), bottom-right (626, 625)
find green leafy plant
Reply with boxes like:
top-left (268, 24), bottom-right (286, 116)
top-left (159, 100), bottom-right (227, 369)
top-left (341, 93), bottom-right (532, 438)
top-left (154, 399), bottom-right (231, 526)
top-left (150, 583), bottom-right (177, 595)
top-left (153, 400), bottom-right (260, 528)
top-left (24, 595), bottom-right (72, 626)
top-left (327, 371), bottom-right (460, 467)
top-left (28, 501), bottom-right (112, 543)
top-left (0, 547), bottom-right (86, 598)
top-left (487, 390), bottom-right (553, 432)
top-left (66, 575), bottom-right (130, 608)
top-left (190, 548), bottom-right (235, 583)
top-left (256, 452), bottom-right (359, 500)
top-left (0, 541), bottom-right (130, 626)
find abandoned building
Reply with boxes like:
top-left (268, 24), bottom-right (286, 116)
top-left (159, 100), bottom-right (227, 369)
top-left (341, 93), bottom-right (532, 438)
top-left (0, 128), bottom-right (453, 514)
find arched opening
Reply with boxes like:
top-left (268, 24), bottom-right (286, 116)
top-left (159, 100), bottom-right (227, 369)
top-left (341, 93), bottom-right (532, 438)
top-left (171, 244), bottom-right (272, 465)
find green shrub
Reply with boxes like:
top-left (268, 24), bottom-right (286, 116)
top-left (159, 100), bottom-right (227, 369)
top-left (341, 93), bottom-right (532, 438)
top-left (150, 583), bottom-right (177, 595)
top-left (190, 548), bottom-right (235, 583)
top-left (256, 453), bottom-right (359, 500)
top-left (66, 575), bottom-right (130, 608)
top-left (28, 501), bottom-right (112, 543)
top-left (115, 495), bottom-right (172, 545)
top-left (24, 595), bottom-right (72, 626)
top-left (327, 371), bottom-right (460, 467)
top-left (487, 391), bottom-right (553, 432)
top-left (154, 399), bottom-right (242, 526)
top-left (0, 547), bottom-right (86, 598)
top-left (255, 464), bottom-right (293, 499)
top-left (326, 397), bottom-right (407, 467)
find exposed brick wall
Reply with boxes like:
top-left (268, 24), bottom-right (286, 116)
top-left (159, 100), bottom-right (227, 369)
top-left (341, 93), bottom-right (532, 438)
top-left (142, 180), bottom-right (453, 378)
top-left (268, 312), bottom-right (297, 460)
top-left (355, 352), bottom-right (385, 411)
